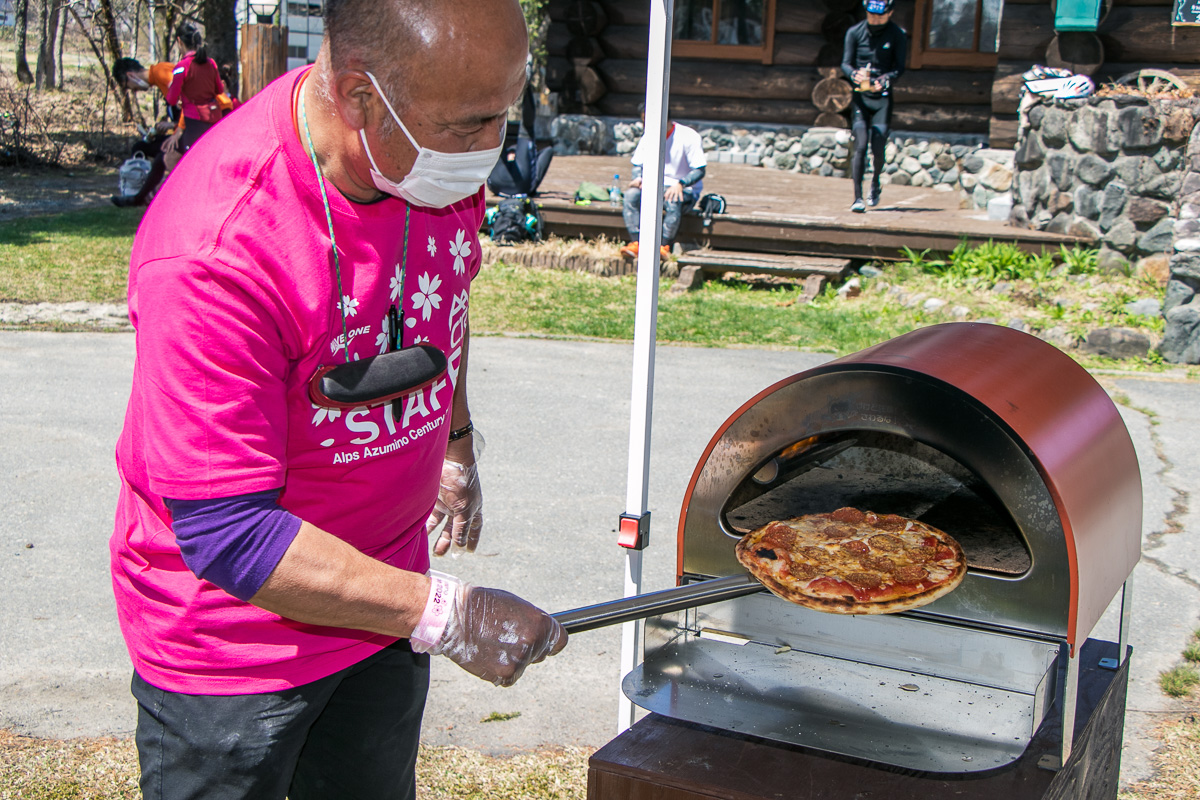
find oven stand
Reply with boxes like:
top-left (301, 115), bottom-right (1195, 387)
top-left (1101, 576), bottom-right (1133, 671)
top-left (1051, 575), bottom-right (1133, 769)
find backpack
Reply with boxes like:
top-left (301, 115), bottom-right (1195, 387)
top-left (118, 152), bottom-right (154, 196)
top-left (698, 193), bottom-right (727, 227)
top-left (487, 137), bottom-right (553, 197)
top-left (485, 196), bottom-right (543, 245)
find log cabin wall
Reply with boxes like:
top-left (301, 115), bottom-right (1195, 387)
top-left (991, 0), bottom-right (1200, 148)
top-left (545, 0), bottom-right (995, 136)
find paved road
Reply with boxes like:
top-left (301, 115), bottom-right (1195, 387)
top-left (1, 331), bottom-right (1197, 788)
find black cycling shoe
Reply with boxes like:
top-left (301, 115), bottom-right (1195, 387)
top-left (110, 195), bottom-right (141, 208)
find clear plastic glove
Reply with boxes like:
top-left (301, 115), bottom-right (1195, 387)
top-left (414, 577), bottom-right (567, 687)
top-left (428, 458), bottom-right (483, 558)
top-left (161, 130), bottom-right (181, 156)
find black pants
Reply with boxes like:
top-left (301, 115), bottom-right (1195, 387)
top-left (132, 641), bottom-right (429, 800)
top-left (179, 118), bottom-right (215, 154)
top-left (851, 93), bottom-right (893, 200)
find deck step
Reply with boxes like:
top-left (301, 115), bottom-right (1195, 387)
top-left (672, 251), bottom-right (854, 294)
top-left (677, 251), bottom-right (854, 278)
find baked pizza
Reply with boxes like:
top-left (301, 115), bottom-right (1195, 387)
top-left (734, 507), bottom-right (967, 615)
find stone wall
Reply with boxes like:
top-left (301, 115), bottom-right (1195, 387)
top-left (549, 115), bottom-right (1007, 209)
top-left (1009, 93), bottom-right (1200, 362)
top-left (1009, 94), bottom-right (1198, 269)
top-left (1162, 125), bottom-right (1200, 363)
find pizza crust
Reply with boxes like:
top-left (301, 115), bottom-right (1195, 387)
top-left (735, 509), bottom-right (967, 615)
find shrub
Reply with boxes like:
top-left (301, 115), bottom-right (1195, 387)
top-left (897, 241), bottom-right (1099, 287)
top-left (1160, 664), bottom-right (1200, 698)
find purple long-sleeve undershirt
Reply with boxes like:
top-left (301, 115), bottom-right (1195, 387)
top-left (164, 489), bottom-right (302, 601)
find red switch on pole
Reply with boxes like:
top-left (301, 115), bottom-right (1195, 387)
top-left (618, 512), bottom-right (651, 550)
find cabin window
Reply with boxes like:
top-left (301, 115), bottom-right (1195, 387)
top-left (672, 0), bottom-right (777, 64)
top-left (911, 0), bottom-right (1002, 67)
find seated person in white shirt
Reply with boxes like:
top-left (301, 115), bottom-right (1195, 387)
top-left (619, 111), bottom-right (707, 261)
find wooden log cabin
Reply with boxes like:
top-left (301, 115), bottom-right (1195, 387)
top-left (544, 0), bottom-right (1200, 148)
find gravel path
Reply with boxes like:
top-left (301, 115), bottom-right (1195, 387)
top-left (0, 302), bottom-right (131, 329)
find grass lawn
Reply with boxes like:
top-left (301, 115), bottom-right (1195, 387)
top-left (0, 207), bottom-right (140, 303)
top-left (7, 207), bottom-right (1185, 376)
top-left (470, 259), bottom-right (919, 353)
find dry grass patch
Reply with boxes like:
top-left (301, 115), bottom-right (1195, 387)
top-left (0, 730), bottom-right (139, 800)
top-left (480, 234), bottom-right (641, 279)
top-left (0, 730), bottom-right (589, 800)
top-left (415, 745), bottom-right (589, 799)
top-left (1120, 716), bottom-right (1200, 800)
top-left (482, 233), bottom-right (623, 260)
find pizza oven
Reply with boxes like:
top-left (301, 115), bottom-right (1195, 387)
top-left (611, 322), bottom-right (1141, 775)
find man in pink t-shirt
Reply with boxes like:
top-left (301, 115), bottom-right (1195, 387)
top-left (110, 2), bottom-right (565, 798)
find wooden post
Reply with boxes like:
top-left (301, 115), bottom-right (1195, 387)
top-left (239, 23), bottom-right (288, 102)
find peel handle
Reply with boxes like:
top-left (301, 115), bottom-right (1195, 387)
top-left (552, 573), bottom-right (764, 634)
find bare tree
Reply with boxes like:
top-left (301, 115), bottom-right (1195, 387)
top-left (91, 0), bottom-right (138, 120)
top-left (154, 1), bottom-right (188, 63)
top-left (35, 0), bottom-right (65, 91)
top-left (33, 0), bottom-right (47, 88)
top-left (14, 0), bottom-right (34, 83)
top-left (55, 2), bottom-right (66, 89)
top-left (65, 3), bottom-right (144, 126)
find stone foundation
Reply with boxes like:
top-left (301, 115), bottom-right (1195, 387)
top-left (549, 115), bottom-right (1006, 209)
top-left (1009, 93), bottom-right (1200, 362)
top-left (1010, 94), bottom-right (1197, 263)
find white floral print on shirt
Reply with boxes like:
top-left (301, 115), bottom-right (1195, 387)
top-left (449, 229), bottom-right (471, 276)
top-left (412, 272), bottom-right (442, 321)
top-left (375, 313), bottom-right (390, 354)
top-left (389, 262), bottom-right (403, 303)
top-left (311, 403), bottom-right (342, 426)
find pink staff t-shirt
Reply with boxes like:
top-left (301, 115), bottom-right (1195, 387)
top-left (111, 67), bottom-right (484, 694)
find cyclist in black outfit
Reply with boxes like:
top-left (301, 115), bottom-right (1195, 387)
top-left (842, 0), bottom-right (907, 213)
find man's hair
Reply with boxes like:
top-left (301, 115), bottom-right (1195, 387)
top-left (321, 0), bottom-right (525, 138)
top-left (113, 57), bottom-right (145, 86)
top-left (323, 0), bottom-right (430, 106)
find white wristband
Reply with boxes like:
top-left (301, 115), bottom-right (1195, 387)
top-left (410, 570), bottom-right (459, 653)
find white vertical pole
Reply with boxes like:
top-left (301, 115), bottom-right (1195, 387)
top-left (617, 0), bottom-right (673, 736)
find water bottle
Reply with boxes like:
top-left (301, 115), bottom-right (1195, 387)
top-left (609, 174), bottom-right (622, 208)
top-left (858, 62), bottom-right (874, 92)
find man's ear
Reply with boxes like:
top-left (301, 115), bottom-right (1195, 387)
top-left (332, 70), bottom-right (377, 132)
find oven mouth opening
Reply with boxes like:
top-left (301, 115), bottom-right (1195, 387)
top-left (720, 430), bottom-right (1032, 576)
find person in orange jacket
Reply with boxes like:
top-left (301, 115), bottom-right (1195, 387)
top-left (112, 57), bottom-right (183, 207)
top-left (112, 35), bottom-right (236, 207)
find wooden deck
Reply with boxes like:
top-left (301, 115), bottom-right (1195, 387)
top-left (512, 155), bottom-right (1083, 262)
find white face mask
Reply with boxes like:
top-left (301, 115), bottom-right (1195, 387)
top-left (360, 71), bottom-right (502, 208)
